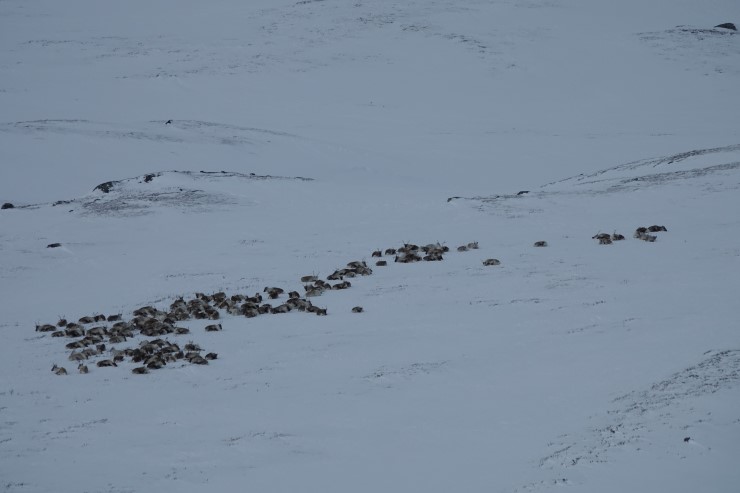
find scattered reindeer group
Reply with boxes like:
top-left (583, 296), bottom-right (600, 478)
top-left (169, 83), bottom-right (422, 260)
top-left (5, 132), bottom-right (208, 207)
top-left (40, 227), bottom-right (667, 377)
top-left (592, 225), bottom-right (668, 245)
top-left (41, 240), bottom-right (499, 376)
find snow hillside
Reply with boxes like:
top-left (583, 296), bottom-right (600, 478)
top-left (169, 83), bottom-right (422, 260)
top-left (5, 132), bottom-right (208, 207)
top-left (1, 1), bottom-right (739, 492)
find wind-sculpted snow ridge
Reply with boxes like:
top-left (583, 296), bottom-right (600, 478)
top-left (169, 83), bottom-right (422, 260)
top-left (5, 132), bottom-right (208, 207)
top-left (14, 170), bottom-right (313, 216)
top-left (638, 25), bottom-right (740, 75)
top-left (5, 0), bottom-right (533, 80)
top-left (448, 144), bottom-right (740, 215)
top-left (0, 119), bottom-right (299, 146)
top-left (541, 143), bottom-right (740, 191)
top-left (523, 350), bottom-right (740, 491)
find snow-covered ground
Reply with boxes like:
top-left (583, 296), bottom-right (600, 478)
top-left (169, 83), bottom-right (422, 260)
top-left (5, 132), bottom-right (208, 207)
top-left (1, 1), bottom-right (739, 492)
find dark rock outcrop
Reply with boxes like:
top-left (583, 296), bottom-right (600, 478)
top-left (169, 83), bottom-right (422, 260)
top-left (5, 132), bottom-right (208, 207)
top-left (94, 181), bottom-right (116, 193)
top-left (715, 23), bottom-right (736, 31)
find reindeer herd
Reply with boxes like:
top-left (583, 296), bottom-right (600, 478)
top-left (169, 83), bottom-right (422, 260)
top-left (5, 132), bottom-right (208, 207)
top-left (39, 228), bottom-right (666, 376)
top-left (592, 225), bottom-right (668, 245)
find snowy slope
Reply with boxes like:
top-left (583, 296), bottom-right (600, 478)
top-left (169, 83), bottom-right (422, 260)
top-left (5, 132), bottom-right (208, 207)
top-left (1, 1), bottom-right (739, 492)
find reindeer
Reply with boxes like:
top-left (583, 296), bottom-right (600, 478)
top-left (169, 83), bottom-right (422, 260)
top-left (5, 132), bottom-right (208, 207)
top-left (398, 243), bottom-right (419, 254)
top-left (648, 225), bottom-right (668, 232)
top-left (64, 325), bottom-right (85, 337)
top-left (305, 286), bottom-right (325, 297)
top-left (633, 226), bottom-right (658, 242)
top-left (146, 359), bottom-right (165, 370)
top-left (307, 305), bottom-right (327, 316)
top-left (246, 293), bottom-right (263, 304)
top-left (264, 287), bottom-right (283, 299)
top-left (86, 326), bottom-right (108, 337)
top-left (271, 304), bottom-right (291, 314)
top-left (68, 351), bottom-right (87, 362)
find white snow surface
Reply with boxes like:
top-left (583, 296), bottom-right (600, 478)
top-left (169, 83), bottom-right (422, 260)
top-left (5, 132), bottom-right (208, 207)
top-left (1, 1), bottom-right (739, 492)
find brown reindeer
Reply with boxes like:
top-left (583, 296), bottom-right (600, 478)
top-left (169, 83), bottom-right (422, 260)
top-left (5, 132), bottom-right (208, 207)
top-left (68, 351), bottom-right (87, 362)
top-left (648, 225), bottom-right (668, 232)
top-left (271, 304), bottom-right (292, 314)
top-left (264, 287), bottom-right (283, 299)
